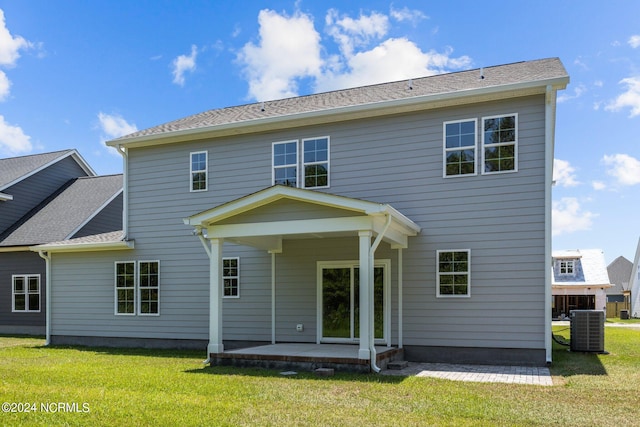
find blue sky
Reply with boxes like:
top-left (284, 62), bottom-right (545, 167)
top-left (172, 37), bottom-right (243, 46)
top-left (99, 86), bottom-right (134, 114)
top-left (0, 1), bottom-right (639, 263)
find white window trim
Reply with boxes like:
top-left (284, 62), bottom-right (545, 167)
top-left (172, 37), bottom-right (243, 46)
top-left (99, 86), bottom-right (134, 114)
top-left (11, 274), bottom-right (41, 313)
top-left (115, 261), bottom-right (136, 316)
top-left (442, 119), bottom-right (478, 178)
top-left (436, 249), bottom-right (471, 298)
top-left (272, 140), bottom-right (299, 187)
top-left (481, 113), bottom-right (518, 175)
top-left (559, 260), bottom-right (575, 276)
top-left (138, 260), bottom-right (160, 316)
top-left (223, 257), bottom-right (240, 299)
top-left (190, 151), bottom-right (208, 192)
top-left (302, 136), bottom-right (331, 189)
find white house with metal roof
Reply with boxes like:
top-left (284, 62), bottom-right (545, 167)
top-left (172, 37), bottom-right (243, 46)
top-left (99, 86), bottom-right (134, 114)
top-left (34, 58), bottom-right (569, 369)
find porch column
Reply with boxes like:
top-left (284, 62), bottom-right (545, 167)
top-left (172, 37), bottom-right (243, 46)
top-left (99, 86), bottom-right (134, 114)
top-left (208, 238), bottom-right (224, 354)
top-left (358, 230), bottom-right (372, 360)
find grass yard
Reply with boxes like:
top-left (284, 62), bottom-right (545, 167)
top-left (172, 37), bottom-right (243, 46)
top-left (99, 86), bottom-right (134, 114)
top-left (1, 326), bottom-right (639, 426)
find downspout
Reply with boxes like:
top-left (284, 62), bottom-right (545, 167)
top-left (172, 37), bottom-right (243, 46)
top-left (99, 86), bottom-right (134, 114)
top-left (114, 145), bottom-right (129, 239)
top-left (544, 85), bottom-right (556, 364)
top-left (37, 250), bottom-right (51, 345)
top-left (193, 227), bottom-right (212, 364)
top-left (368, 212), bottom-right (392, 373)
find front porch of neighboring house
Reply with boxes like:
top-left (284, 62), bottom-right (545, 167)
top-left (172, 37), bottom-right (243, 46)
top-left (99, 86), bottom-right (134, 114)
top-left (184, 186), bottom-right (420, 372)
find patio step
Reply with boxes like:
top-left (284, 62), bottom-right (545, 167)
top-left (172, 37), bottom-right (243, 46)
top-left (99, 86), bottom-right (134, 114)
top-left (386, 360), bottom-right (408, 370)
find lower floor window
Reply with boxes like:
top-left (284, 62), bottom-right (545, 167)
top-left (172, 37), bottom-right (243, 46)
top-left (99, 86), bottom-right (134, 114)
top-left (115, 261), bottom-right (160, 315)
top-left (12, 275), bottom-right (40, 312)
top-left (223, 257), bottom-right (240, 298)
top-left (436, 250), bottom-right (470, 297)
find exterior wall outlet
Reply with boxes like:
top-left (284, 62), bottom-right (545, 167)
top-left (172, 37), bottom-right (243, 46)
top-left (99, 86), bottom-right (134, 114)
top-left (296, 324), bottom-right (304, 332)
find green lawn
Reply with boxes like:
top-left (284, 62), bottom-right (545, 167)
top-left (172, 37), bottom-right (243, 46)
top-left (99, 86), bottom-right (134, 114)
top-left (1, 327), bottom-right (639, 426)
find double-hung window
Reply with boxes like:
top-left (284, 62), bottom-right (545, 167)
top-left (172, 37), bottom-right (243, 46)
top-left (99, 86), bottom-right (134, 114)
top-left (436, 250), bottom-right (471, 297)
top-left (223, 257), bottom-right (240, 298)
top-left (115, 261), bottom-right (160, 315)
top-left (12, 275), bottom-right (40, 312)
top-left (273, 137), bottom-right (330, 188)
top-left (443, 119), bottom-right (476, 177)
top-left (483, 114), bottom-right (517, 173)
top-left (273, 141), bottom-right (298, 187)
top-left (190, 151), bottom-right (208, 191)
top-left (559, 260), bottom-right (575, 275)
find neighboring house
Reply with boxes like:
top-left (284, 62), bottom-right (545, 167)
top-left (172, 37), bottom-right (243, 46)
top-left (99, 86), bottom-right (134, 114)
top-left (552, 249), bottom-right (612, 319)
top-left (34, 58), bottom-right (569, 367)
top-left (606, 256), bottom-right (633, 303)
top-left (0, 149), bottom-right (123, 335)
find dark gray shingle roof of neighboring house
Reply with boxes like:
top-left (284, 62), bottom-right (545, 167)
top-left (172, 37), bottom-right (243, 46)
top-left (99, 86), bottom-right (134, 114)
top-left (0, 174), bottom-right (123, 246)
top-left (0, 149), bottom-right (95, 190)
top-left (110, 57), bottom-right (568, 144)
top-left (607, 256), bottom-right (633, 294)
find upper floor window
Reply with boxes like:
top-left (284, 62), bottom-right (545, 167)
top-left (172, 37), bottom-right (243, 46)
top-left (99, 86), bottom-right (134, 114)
top-left (482, 114), bottom-right (517, 173)
top-left (443, 119), bottom-right (476, 177)
top-left (12, 275), bottom-right (40, 312)
top-left (273, 141), bottom-right (298, 187)
top-left (559, 260), bottom-right (575, 275)
top-left (190, 151), bottom-right (208, 192)
top-left (273, 138), bottom-right (331, 189)
top-left (303, 137), bottom-right (329, 188)
top-left (436, 250), bottom-right (470, 297)
top-left (223, 257), bottom-right (240, 298)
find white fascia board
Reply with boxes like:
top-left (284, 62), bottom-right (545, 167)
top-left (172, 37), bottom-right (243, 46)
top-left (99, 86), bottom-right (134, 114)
top-left (207, 216), bottom-right (373, 240)
top-left (30, 240), bottom-right (134, 253)
top-left (109, 76), bottom-right (570, 150)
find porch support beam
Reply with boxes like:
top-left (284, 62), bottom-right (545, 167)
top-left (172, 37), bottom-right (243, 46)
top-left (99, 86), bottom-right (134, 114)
top-left (358, 230), bottom-right (372, 360)
top-left (208, 238), bottom-right (224, 354)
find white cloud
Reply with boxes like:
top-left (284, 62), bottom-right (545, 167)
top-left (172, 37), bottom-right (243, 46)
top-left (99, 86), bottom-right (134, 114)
top-left (171, 45), bottom-right (198, 86)
top-left (557, 84), bottom-right (586, 103)
top-left (553, 159), bottom-right (579, 187)
top-left (390, 6), bottom-right (428, 25)
top-left (238, 9), bottom-right (322, 101)
top-left (591, 181), bottom-right (606, 190)
top-left (0, 114), bottom-right (32, 155)
top-left (606, 76), bottom-right (640, 117)
top-left (552, 197), bottom-right (597, 236)
top-left (629, 35), bottom-right (640, 48)
top-left (0, 9), bottom-right (31, 67)
top-left (98, 112), bottom-right (137, 140)
top-left (0, 70), bottom-right (9, 101)
top-left (236, 8), bottom-right (471, 101)
top-left (602, 153), bottom-right (640, 186)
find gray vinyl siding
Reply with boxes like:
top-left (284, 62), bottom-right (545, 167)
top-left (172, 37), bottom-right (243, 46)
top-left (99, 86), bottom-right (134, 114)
top-left (0, 157), bottom-right (90, 234)
top-left (72, 193), bottom-right (123, 238)
top-left (0, 251), bottom-right (46, 333)
top-left (52, 94), bottom-right (548, 351)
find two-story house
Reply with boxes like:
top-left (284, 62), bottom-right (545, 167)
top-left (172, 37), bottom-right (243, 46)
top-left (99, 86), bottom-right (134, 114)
top-left (33, 58), bottom-right (569, 369)
top-left (0, 150), bottom-right (123, 335)
top-left (551, 249), bottom-right (612, 318)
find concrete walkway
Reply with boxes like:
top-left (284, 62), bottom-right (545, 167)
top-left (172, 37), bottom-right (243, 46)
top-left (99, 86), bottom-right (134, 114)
top-left (382, 362), bottom-right (553, 386)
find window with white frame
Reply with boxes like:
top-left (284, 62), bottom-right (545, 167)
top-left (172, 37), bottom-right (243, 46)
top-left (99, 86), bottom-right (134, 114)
top-left (190, 151), bottom-right (208, 191)
top-left (223, 257), bottom-right (239, 298)
top-left (443, 119), bottom-right (476, 177)
top-left (483, 114), bottom-right (517, 173)
top-left (115, 261), bottom-right (160, 315)
top-left (302, 137), bottom-right (329, 188)
top-left (559, 260), bottom-right (575, 275)
top-left (273, 141), bottom-right (298, 187)
top-left (12, 275), bottom-right (40, 312)
top-left (436, 250), bottom-right (470, 297)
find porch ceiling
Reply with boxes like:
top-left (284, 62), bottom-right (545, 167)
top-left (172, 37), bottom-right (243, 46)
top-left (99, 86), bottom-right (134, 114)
top-left (184, 185), bottom-right (420, 251)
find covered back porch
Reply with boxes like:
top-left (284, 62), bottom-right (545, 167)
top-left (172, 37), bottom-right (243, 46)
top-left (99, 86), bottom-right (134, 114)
top-left (184, 186), bottom-right (420, 372)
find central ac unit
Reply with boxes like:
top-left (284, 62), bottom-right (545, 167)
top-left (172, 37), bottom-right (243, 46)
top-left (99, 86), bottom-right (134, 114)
top-left (570, 310), bottom-right (605, 353)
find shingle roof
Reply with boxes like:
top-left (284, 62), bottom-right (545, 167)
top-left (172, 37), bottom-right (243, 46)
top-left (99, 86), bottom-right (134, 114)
top-left (552, 249), bottom-right (612, 286)
top-left (0, 149), bottom-right (96, 190)
top-left (607, 256), bottom-right (633, 294)
top-left (40, 230), bottom-right (126, 247)
top-left (0, 174), bottom-right (123, 246)
top-left (110, 57), bottom-right (568, 144)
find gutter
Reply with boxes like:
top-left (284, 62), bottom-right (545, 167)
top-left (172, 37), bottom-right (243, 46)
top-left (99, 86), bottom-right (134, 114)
top-left (37, 250), bottom-right (51, 345)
